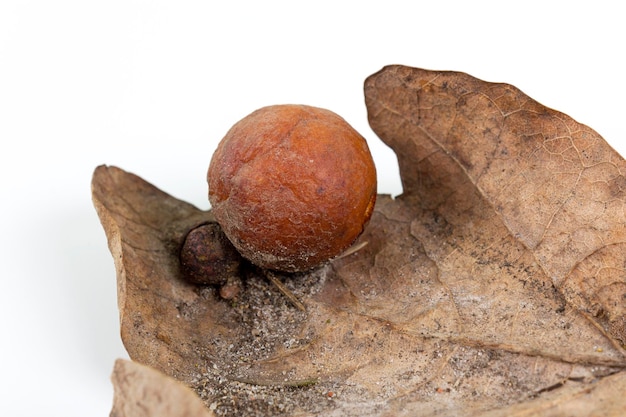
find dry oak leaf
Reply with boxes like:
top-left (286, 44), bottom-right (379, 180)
top-left (93, 65), bottom-right (626, 417)
top-left (365, 65), bottom-right (626, 349)
top-left (110, 359), bottom-right (216, 417)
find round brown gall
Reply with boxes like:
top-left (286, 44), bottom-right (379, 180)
top-left (207, 104), bottom-right (377, 272)
top-left (179, 223), bottom-right (242, 285)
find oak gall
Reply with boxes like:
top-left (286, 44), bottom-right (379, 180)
top-left (179, 223), bottom-right (242, 285)
top-left (208, 104), bottom-right (377, 272)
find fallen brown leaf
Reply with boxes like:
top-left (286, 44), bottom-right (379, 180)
top-left (93, 65), bottom-right (626, 416)
top-left (365, 65), bottom-right (626, 352)
top-left (110, 359), bottom-right (216, 417)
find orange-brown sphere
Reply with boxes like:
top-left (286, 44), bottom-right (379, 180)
top-left (208, 104), bottom-right (377, 272)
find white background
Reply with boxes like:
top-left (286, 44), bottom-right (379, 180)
top-left (1, 1), bottom-right (624, 416)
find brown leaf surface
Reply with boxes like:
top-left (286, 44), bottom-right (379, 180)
top-left (110, 359), bottom-right (215, 417)
top-left (365, 65), bottom-right (626, 350)
top-left (93, 65), bottom-right (626, 416)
